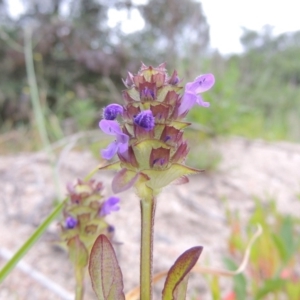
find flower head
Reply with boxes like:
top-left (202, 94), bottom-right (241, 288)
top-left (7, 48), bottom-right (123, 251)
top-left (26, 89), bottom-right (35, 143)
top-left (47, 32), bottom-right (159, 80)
top-left (65, 216), bottom-right (77, 229)
top-left (60, 179), bottom-right (120, 258)
top-left (134, 110), bottom-right (155, 131)
top-left (100, 196), bottom-right (120, 216)
top-left (103, 104), bottom-right (123, 120)
top-left (99, 64), bottom-right (215, 197)
top-left (178, 73), bottom-right (215, 115)
top-left (99, 119), bottom-right (129, 160)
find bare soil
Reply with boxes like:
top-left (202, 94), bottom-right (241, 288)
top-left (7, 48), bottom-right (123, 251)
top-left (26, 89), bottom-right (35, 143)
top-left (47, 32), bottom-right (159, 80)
top-left (0, 137), bottom-right (300, 299)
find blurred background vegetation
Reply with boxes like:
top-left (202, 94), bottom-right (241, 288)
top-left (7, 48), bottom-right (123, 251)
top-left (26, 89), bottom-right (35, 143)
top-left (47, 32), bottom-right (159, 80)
top-left (0, 0), bottom-right (300, 154)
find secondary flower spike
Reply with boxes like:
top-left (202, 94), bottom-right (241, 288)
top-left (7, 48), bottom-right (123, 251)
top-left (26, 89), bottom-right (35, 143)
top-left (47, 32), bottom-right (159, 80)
top-left (99, 63), bottom-right (215, 197)
top-left (60, 179), bottom-right (120, 258)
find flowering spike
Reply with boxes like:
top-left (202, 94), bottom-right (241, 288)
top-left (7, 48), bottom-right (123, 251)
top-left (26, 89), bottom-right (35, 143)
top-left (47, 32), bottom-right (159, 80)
top-left (60, 179), bottom-right (121, 269)
top-left (98, 63), bottom-right (214, 195)
top-left (103, 104), bottom-right (123, 120)
top-left (134, 110), bottom-right (155, 131)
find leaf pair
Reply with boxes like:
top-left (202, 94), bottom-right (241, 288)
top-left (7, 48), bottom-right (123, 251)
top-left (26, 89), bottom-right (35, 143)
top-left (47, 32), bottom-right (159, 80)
top-left (89, 234), bottom-right (203, 300)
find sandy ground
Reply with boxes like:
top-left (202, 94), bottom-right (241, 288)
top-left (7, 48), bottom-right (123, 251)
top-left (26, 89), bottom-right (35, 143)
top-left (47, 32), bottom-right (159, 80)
top-left (0, 137), bottom-right (300, 300)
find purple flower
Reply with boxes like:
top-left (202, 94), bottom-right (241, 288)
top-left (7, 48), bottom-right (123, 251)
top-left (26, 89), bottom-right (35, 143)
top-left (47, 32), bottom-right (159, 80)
top-left (99, 120), bottom-right (129, 160)
top-left (65, 216), bottom-right (77, 229)
top-left (134, 110), bottom-right (155, 131)
top-left (100, 196), bottom-right (120, 216)
top-left (103, 104), bottom-right (123, 120)
top-left (178, 73), bottom-right (215, 115)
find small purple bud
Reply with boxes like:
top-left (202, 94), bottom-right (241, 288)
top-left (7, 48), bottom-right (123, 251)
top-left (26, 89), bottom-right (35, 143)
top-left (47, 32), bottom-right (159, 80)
top-left (164, 135), bottom-right (171, 142)
top-left (65, 216), bottom-right (77, 229)
top-left (172, 77), bottom-right (179, 84)
top-left (141, 87), bottom-right (155, 99)
top-left (134, 110), bottom-right (155, 131)
top-left (107, 225), bottom-right (115, 233)
top-left (152, 158), bottom-right (165, 166)
top-left (103, 104), bottom-right (123, 120)
top-left (168, 70), bottom-right (180, 85)
top-left (100, 196), bottom-right (120, 216)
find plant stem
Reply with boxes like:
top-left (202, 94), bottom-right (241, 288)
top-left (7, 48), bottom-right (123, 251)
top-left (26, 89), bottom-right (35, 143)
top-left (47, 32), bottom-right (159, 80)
top-left (75, 267), bottom-right (85, 300)
top-left (140, 196), bottom-right (156, 300)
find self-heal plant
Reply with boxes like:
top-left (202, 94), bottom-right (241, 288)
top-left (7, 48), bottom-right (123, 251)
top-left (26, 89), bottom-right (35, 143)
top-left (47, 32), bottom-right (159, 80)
top-left (59, 179), bottom-right (120, 300)
top-left (92, 63), bottom-right (215, 300)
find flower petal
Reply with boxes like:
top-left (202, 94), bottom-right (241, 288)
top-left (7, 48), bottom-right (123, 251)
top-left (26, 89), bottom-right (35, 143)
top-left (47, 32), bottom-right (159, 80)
top-left (178, 91), bottom-right (197, 115)
top-left (189, 74), bottom-right (215, 94)
top-left (116, 133), bottom-right (129, 153)
top-left (101, 141), bottom-right (118, 160)
top-left (195, 94), bottom-right (210, 107)
top-left (99, 120), bottom-right (122, 136)
top-left (100, 196), bottom-right (120, 216)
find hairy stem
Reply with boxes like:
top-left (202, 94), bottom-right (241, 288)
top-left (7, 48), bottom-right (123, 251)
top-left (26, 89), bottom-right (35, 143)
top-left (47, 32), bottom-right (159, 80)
top-left (140, 196), bottom-right (156, 300)
top-left (75, 267), bottom-right (85, 300)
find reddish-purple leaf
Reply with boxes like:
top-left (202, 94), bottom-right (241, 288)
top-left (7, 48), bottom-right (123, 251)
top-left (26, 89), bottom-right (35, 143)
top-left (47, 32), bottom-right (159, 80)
top-left (89, 234), bottom-right (125, 300)
top-left (162, 246), bottom-right (203, 300)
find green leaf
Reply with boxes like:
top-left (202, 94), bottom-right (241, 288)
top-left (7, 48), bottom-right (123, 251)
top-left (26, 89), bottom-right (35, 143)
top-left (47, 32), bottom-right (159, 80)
top-left (89, 234), bottom-right (125, 300)
top-left (223, 257), bottom-right (247, 300)
top-left (67, 235), bottom-right (89, 269)
top-left (162, 246), bottom-right (203, 300)
top-left (144, 163), bottom-right (200, 190)
top-left (271, 233), bottom-right (288, 262)
top-left (254, 278), bottom-right (285, 300)
top-left (173, 275), bottom-right (189, 299)
top-left (279, 216), bottom-right (295, 259)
